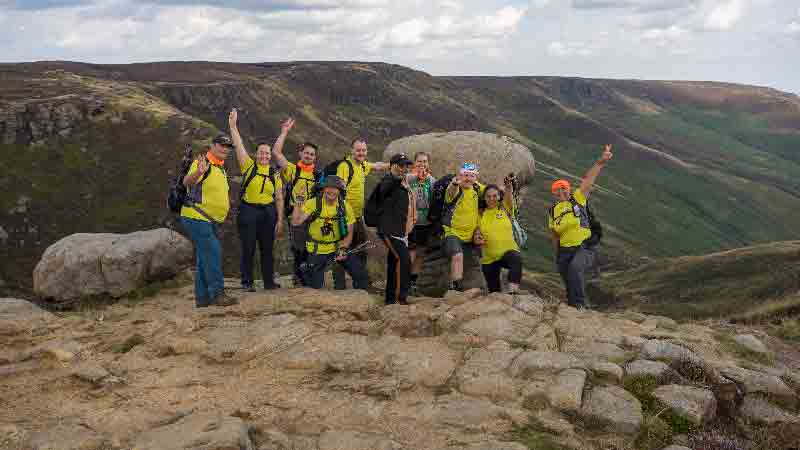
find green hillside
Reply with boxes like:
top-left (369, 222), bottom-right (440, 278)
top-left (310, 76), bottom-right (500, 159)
top-left (1, 62), bottom-right (799, 295)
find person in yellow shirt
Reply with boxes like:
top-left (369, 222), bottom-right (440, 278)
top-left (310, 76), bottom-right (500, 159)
top-left (290, 175), bottom-right (369, 290)
top-left (229, 109), bottom-right (285, 292)
top-left (331, 137), bottom-right (389, 289)
top-left (474, 177), bottom-right (521, 294)
top-left (443, 162), bottom-right (485, 291)
top-left (549, 144), bottom-right (613, 309)
top-left (270, 118), bottom-right (323, 287)
top-left (180, 134), bottom-right (237, 307)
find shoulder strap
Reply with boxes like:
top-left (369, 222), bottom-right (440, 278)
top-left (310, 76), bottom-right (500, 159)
top-left (239, 162), bottom-right (261, 200)
top-left (344, 159), bottom-right (355, 186)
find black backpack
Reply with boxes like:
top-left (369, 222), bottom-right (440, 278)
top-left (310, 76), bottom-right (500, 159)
top-left (320, 159), bottom-right (354, 185)
top-left (167, 144), bottom-right (210, 213)
top-left (363, 176), bottom-right (400, 228)
top-left (550, 196), bottom-right (603, 247)
top-left (284, 165), bottom-right (322, 217)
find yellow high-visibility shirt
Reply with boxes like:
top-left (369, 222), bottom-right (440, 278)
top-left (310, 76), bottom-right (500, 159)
top-left (180, 160), bottom-right (229, 223)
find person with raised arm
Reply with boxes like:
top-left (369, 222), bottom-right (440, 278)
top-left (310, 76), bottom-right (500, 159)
top-left (229, 109), bottom-right (284, 292)
top-left (549, 144), bottom-right (613, 309)
top-left (270, 118), bottom-right (324, 287)
top-left (442, 162), bottom-right (485, 292)
top-left (474, 175), bottom-right (522, 294)
top-left (180, 133), bottom-right (238, 307)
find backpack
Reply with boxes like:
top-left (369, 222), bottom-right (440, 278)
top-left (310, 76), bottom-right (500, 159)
top-left (550, 196), bottom-right (603, 248)
top-left (500, 205), bottom-right (528, 249)
top-left (239, 162), bottom-right (277, 203)
top-left (363, 183), bottom-right (383, 228)
top-left (427, 174), bottom-right (455, 234)
top-left (316, 159), bottom-right (355, 194)
top-left (167, 144), bottom-right (211, 213)
top-left (284, 165), bottom-right (322, 217)
top-left (305, 195), bottom-right (349, 253)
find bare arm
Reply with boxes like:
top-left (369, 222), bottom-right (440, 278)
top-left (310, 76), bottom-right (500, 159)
top-left (446, 173), bottom-right (462, 199)
top-left (183, 158), bottom-right (208, 187)
top-left (371, 162), bottom-right (390, 171)
top-left (291, 200), bottom-right (309, 226)
top-left (229, 109), bottom-right (250, 170)
top-left (579, 144), bottom-right (613, 198)
top-left (503, 177), bottom-right (514, 212)
top-left (340, 224), bottom-right (354, 249)
top-left (275, 187), bottom-right (285, 235)
top-left (272, 118), bottom-right (295, 170)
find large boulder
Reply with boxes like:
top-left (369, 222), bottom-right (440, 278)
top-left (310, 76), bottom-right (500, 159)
top-left (384, 131), bottom-right (536, 296)
top-left (383, 131), bottom-right (536, 186)
top-left (33, 229), bottom-right (192, 302)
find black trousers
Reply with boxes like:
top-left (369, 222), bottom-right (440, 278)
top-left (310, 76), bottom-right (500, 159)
top-left (382, 235), bottom-right (411, 304)
top-left (289, 222), bottom-right (309, 286)
top-left (238, 202), bottom-right (277, 288)
top-left (333, 219), bottom-right (367, 290)
top-left (303, 253), bottom-right (369, 290)
top-left (481, 250), bottom-right (522, 293)
top-left (557, 245), bottom-right (595, 307)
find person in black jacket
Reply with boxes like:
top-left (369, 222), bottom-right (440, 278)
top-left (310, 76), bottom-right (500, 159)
top-left (376, 154), bottom-right (416, 305)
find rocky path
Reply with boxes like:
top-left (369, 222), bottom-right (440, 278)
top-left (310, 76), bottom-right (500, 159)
top-left (1, 286), bottom-right (799, 450)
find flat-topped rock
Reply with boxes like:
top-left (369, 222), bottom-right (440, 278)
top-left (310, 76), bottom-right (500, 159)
top-left (625, 359), bottom-right (671, 378)
top-left (581, 385), bottom-right (643, 434)
top-left (0, 298), bottom-right (54, 336)
top-left (653, 385), bottom-right (717, 425)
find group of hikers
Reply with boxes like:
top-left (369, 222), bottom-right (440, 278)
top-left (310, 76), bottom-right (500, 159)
top-left (174, 109), bottom-right (613, 309)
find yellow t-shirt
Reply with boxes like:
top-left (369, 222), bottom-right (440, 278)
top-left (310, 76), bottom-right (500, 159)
top-left (180, 160), bottom-right (230, 223)
top-left (548, 188), bottom-right (592, 248)
top-left (240, 156), bottom-right (281, 205)
top-left (303, 197), bottom-right (356, 255)
top-left (443, 183), bottom-right (485, 242)
top-left (337, 156), bottom-right (373, 218)
top-left (479, 206), bottom-right (520, 264)
top-left (281, 162), bottom-right (317, 206)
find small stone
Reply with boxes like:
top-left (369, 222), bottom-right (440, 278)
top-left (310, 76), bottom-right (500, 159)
top-left (733, 334), bottom-right (769, 354)
top-left (547, 369), bottom-right (586, 412)
top-left (590, 360), bottom-right (624, 383)
top-left (71, 363), bottom-right (110, 384)
top-left (625, 359), bottom-right (670, 378)
top-left (641, 340), bottom-right (699, 362)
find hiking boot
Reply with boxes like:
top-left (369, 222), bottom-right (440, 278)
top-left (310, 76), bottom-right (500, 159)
top-left (213, 291), bottom-right (239, 307)
top-left (262, 283), bottom-right (279, 291)
top-left (408, 280), bottom-right (418, 297)
top-left (448, 280), bottom-right (464, 292)
top-left (242, 283), bottom-right (256, 293)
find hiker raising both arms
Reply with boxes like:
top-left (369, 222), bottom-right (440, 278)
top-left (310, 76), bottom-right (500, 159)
top-left (180, 135), bottom-right (238, 307)
top-left (270, 119), bottom-right (323, 287)
top-left (291, 175), bottom-right (369, 290)
top-left (549, 144), bottom-right (613, 310)
top-left (331, 137), bottom-right (390, 289)
top-left (229, 109), bottom-right (284, 292)
top-left (474, 176), bottom-right (522, 295)
top-left (407, 152), bottom-right (436, 296)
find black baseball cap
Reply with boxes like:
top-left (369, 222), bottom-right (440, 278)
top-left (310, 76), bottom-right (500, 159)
top-left (390, 153), bottom-right (413, 166)
top-left (212, 134), bottom-right (234, 147)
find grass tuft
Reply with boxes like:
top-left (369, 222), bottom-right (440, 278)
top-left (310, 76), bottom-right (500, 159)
top-left (509, 417), bottom-right (565, 450)
top-left (111, 334), bottom-right (145, 354)
top-left (715, 332), bottom-right (774, 366)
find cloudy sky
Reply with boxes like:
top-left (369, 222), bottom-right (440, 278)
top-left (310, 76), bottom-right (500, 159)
top-left (0, 0), bottom-right (798, 93)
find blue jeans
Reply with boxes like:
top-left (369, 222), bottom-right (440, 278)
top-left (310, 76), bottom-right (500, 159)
top-left (181, 217), bottom-right (224, 307)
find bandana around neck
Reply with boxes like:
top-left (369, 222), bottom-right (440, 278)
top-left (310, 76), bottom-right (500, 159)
top-left (206, 151), bottom-right (224, 166)
top-left (297, 161), bottom-right (315, 172)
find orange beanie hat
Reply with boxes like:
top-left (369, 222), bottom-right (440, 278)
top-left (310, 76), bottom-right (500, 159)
top-left (551, 179), bottom-right (571, 193)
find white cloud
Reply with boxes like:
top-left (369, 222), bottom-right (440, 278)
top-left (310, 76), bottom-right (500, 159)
top-left (703, 0), bottom-right (745, 30)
